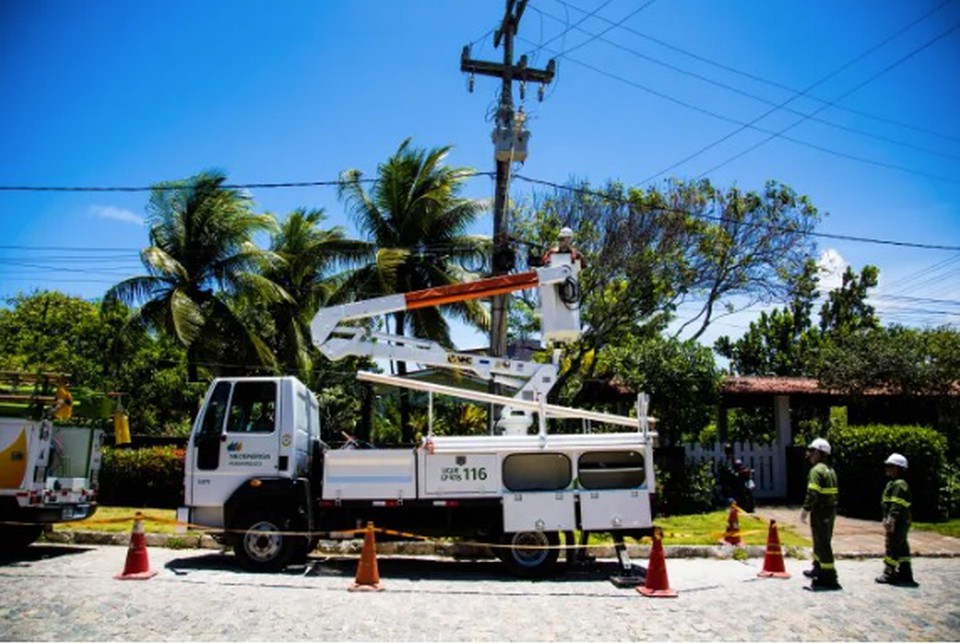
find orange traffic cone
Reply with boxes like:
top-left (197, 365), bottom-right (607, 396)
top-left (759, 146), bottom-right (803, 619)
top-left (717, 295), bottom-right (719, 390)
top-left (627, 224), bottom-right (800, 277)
top-left (636, 527), bottom-right (678, 598)
top-left (720, 504), bottom-right (742, 546)
top-left (348, 522), bottom-right (384, 592)
top-left (757, 520), bottom-right (791, 578)
top-left (115, 512), bottom-right (157, 580)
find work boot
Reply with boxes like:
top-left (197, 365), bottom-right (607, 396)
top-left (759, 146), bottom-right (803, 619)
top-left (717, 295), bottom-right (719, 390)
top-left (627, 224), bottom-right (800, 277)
top-left (807, 570), bottom-right (841, 591)
top-left (803, 561), bottom-right (820, 579)
top-left (875, 563), bottom-right (897, 584)
top-left (806, 578), bottom-right (842, 591)
top-left (892, 563), bottom-right (919, 587)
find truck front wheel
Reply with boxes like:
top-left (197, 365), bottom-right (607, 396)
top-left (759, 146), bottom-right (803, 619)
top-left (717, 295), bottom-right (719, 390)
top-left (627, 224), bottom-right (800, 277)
top-left (232, 517), bottom-right (295, 572)
top-left (496, 530), bottom-right (560, 578)
top-left (0, 523), bottom-right (44, 551)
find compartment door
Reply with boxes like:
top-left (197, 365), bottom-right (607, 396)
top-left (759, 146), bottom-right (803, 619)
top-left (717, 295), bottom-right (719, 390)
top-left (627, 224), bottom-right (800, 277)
top-left (503, 491), bottom-right (575, 533)
top-left (579, 489), bottom-right (651, 531)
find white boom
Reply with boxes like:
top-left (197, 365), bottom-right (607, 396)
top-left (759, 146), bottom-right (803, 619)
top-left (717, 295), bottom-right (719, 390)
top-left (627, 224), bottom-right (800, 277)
top-left (310, 255), bottom-right (584, 433)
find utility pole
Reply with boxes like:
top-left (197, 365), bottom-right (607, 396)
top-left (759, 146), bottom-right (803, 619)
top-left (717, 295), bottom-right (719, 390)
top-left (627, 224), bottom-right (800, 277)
top-left (462, 0), bottom-right (555, 360)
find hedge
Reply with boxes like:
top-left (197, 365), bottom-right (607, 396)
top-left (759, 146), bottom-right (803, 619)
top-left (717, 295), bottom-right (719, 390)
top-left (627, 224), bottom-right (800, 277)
top-left (98, 446), bottom-right (185, 509)
top-left (830, 424), bottom-right (947, 521)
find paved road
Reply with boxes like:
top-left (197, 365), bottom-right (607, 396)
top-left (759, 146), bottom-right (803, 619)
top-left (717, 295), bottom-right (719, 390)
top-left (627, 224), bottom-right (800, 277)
top-left (2, 544), bottom-right (958, 641)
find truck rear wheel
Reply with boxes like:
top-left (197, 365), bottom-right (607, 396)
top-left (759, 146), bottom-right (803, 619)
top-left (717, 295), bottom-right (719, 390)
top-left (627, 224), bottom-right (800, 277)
top-left (496, 530), bottom-right (560, 578)
top-left (232, 516), bottom-right (296, 572)
top-left (0, 523), bottom-right (44, 551)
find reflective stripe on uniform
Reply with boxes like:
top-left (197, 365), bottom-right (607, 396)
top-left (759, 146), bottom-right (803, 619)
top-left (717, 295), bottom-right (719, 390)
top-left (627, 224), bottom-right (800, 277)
top-left (819, 562), bottom-right (836, 570)
top-left (808, 482), bottom-right (838, 494)
top-left (883, 496), bottom-right (911, 507)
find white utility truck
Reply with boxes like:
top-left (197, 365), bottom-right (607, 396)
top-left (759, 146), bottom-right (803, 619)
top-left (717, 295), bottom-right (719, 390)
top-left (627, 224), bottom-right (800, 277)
top-left (0, 373), bottom-right (104, 550)
top-left (179, 254), bottom-right (658, 576)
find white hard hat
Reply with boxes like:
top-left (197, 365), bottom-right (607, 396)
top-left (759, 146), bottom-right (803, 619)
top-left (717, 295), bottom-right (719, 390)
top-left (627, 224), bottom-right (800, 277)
top-left (559, 226), bottom-right (574, 238)
top-left (807, 438), bottom-right (831, 455)
top-left (885, 453), bottom-right (908, 469)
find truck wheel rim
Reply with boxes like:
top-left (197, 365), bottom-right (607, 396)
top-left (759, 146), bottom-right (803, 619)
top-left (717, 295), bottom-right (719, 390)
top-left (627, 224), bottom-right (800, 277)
top-left (510, 532), bottom-right (549, 567)
top-left (244, 521), bottom-right (282, 562)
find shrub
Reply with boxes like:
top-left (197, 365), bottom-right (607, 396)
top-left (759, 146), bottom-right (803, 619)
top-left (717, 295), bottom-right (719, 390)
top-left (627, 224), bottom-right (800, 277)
top-left (940, 460), bottom-right (960, 519)
top-left (98, 446), bottom-right (185, 509)
top-left (830, 424), bottom-right (947, 521)
top-left (654, 451), bottom-right (715, 516)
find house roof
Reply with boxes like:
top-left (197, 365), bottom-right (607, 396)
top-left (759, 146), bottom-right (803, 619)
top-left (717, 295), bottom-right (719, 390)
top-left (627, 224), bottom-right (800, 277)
top-left (721, 375), bottom-right (960, 398)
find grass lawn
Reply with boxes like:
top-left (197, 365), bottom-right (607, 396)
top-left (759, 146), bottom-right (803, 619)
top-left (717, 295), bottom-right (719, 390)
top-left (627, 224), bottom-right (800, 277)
top-left (646, 510), bottom-right (808, 548)
top-left (913, 519), bottom-right (960, 539)
top-left (55, 506), bottom-right (199, 535)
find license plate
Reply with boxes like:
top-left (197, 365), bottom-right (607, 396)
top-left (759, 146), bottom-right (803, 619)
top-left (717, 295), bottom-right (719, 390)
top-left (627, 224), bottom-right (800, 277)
top-left (61, 504), bottom-right (89, 520)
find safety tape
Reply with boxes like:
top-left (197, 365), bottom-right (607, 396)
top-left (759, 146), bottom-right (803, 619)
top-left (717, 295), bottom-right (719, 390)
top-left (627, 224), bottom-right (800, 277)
top-left (7, 504), bottom-right (781, 551)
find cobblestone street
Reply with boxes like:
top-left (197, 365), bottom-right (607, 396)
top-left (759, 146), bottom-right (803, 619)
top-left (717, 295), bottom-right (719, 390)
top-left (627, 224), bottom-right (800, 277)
top-left (2, 544), bottom-right (958, 641)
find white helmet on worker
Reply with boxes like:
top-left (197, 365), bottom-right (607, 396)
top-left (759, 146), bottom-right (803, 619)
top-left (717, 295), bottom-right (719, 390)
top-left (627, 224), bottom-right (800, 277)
top-left (885, 453), bottom-right (908, 469)
top-left (559, 226), bottom-right (574, 238)
top-left (807, 437), bottom-right (831, 455)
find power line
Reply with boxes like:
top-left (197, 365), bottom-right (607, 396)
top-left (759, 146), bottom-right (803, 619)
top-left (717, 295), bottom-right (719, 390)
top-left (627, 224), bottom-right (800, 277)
top-left (0, 171), bottom-right (956, 253)
top-left (641, 3), bottom-right (959, 184)
top-left (541, 0), bottom-right (960, 145)
top-left (522, 6), bottom-right (960, 163)
top-left (522, 0), bottom-right (616, 58)
top-left (693, 20), bottom-right (960, 180)
top-left (0, 175), bottom-right (450, 193)
top-left (517, 38), bottom-right (960, 186)
top-left (510, 173), bottom-right (960, 252)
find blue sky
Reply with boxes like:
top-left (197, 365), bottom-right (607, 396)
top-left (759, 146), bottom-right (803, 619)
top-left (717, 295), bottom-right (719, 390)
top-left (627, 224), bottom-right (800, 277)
top-left (1, 0), bottom-right (958, 351)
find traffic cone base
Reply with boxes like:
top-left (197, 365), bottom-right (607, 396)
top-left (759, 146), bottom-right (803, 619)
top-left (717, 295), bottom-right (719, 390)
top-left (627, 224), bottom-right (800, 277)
top-left (757, 519), bottom-right (791, 579)
top-left (349, 521), bottom-right (384, 591)
top-left (720, 504), bottom-right (742, 546)
top-left (636, 528), bottom-right (678, 598)
top-left (115, 515), bottom-right (157, 580)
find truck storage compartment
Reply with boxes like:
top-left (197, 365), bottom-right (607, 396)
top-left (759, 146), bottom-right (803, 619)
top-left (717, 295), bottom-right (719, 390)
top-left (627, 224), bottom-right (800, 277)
top-left (576, 450), bottom-right (645, 489)
top-left (502, 453), bottom-right (571, 491)
top-left (503, 491), bottom-right (576, 532)
top-left (579, 488), bottom-right (651, 531)
top-left (322, 449), bottom-right (416, 500)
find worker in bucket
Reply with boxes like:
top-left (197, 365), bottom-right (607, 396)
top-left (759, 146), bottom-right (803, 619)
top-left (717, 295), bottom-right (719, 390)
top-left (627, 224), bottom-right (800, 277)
top-left (876, 453), bottom-right (919, 587)
top-left (800, 437), bottom-right (841, 591)
top-left (542, 226), bottom-right (585, 268)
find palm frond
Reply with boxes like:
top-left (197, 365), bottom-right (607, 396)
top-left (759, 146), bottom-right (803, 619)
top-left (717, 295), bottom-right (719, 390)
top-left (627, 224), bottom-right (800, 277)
top-left (169, 289), bottom-right (206, 346)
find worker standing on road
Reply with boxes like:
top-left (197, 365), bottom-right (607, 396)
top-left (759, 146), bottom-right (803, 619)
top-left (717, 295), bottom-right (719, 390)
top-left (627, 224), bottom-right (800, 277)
top-left (800, 437), bottom-right (841, 591)
top-left (876, 453), bottom-right (919, 587)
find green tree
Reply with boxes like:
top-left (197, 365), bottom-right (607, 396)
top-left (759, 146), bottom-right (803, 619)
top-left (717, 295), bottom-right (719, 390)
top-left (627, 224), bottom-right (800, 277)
top-left (715, 259), bottom-right (821, 376)
top-left (0, 291), bottom-right (196, 435)
top-left (818, 265), bottom-right (880, 335)
top-left (103, 171), bottom-right (286, 384)
top-left (263, 208), bottom-right (371, 381)
top-left (0, 291), bottom-right (108, 387)
top-left (598, 334), bottom-right (719, 446)
top-left (337, 139), bottom-right (488, 442)
top-left (512, 178), bottom-right (819, 402)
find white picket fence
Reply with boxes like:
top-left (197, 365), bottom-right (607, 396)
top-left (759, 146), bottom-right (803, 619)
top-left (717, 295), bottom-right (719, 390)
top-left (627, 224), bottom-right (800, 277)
top-left (683, 441), bottom-right (786, 499)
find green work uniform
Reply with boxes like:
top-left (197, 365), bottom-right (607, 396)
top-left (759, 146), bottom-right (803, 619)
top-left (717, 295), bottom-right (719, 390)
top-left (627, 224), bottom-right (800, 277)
top-left (803, 461), bottom-right (839, 584)
top-left (881, 478), bottom-right (912, 571)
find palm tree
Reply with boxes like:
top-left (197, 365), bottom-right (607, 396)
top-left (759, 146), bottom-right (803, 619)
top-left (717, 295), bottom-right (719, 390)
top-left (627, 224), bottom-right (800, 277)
top-left (104, 170), bottom-right (286, 384)
top-left (264, 208), bottom-right (371, 382)
top-left (338, 139), bottom-right (489, 442)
